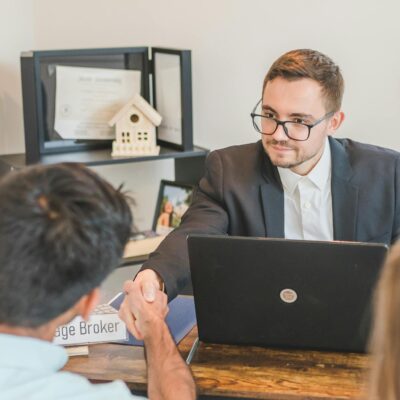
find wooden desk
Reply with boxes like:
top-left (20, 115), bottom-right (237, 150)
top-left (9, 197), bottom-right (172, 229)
top-left (63, 327), bottom-right (369, 399)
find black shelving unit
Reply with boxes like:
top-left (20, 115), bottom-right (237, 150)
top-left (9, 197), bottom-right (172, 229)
top-left (0, 144), bottom-right (208, 186)
top-left (2, 47), bottom-right (207, 281)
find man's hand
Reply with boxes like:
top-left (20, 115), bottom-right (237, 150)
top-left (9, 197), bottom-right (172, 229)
top-left (118, 269), bottom-right (164, 339)
top-left (119, 280), bottom-right (196, 400)
top-left (119, 275), bottom-right (196, 399)
top-left (135, 269), bottom-right (164, 302)
top-left (119, 277), bottom-right (168, 340)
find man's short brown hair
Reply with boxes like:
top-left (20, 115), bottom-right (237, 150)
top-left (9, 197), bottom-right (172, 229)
top-left (263, 49), bottom-right (344, 112)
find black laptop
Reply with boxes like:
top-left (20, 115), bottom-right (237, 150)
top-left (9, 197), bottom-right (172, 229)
top-left (187, 235), bottom-right (388, 353)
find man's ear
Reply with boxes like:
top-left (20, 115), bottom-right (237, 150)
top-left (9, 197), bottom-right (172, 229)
top-left (76, 288), bottom-right (101, 321)
top-left (328, 111), bottom-right (345, 134)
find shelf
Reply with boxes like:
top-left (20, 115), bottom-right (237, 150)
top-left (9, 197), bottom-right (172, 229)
top-left (0, 144), bottom-right (209, 186)
top-left (0, 144), bottom-right (208, 168)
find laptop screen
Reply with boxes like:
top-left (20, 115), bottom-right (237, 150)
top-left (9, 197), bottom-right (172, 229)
top-left (188, 235), bottom-right (388, 352)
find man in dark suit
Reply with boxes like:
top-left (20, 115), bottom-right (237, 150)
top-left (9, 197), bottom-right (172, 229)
top-left (118, 49), bottom-right (399, 314)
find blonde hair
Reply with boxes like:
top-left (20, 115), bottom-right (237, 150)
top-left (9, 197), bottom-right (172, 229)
top-left (369, 241), bottom-right (400, 400)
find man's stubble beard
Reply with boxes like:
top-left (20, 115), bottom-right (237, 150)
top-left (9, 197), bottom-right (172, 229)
top-left (264, 139), bottom-right (318, 170)
top-left (264, 140), bottom-right (299, 169)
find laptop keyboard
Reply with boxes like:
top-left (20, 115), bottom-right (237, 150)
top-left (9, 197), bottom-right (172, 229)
top-left (91, 303), bottom-right (118, 315)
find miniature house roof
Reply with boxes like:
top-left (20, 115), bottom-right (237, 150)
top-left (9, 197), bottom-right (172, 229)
top-left (108, 93), bottom-right (162, 127)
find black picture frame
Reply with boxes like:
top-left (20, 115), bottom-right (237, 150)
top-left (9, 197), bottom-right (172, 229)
top-left (152, 48), bottom-right (193, 152)
top-left (20, 47), bottom-right (150, 164)
top-left (152, 179), bottom-right (194, 233)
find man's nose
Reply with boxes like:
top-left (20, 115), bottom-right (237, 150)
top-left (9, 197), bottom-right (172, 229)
top-left (271, 123), bottom-right (288, 141)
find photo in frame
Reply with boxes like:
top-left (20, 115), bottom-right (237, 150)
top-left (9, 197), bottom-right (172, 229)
top-left (152, 180), bottom-right (194, 235)
top-left (152, 48), bottom-right (193, 151)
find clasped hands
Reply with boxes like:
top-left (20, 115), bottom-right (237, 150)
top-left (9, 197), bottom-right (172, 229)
top-left (118, 269), bottom-right (167, 341)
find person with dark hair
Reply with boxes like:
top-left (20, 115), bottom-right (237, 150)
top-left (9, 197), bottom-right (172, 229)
top-left (119, 48), bottom-right (399, 325)
top-left (0, 163), bottom-right (195, 400)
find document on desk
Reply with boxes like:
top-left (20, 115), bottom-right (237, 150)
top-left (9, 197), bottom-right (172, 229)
top-left (54, 66), bottom-right (141, 140)
top-left (123, 235), bottom-right (166, 259)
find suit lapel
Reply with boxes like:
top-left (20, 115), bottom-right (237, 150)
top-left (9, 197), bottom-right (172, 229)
top-left (260, 151), bottom-right (284, 238)
top-left (330, 138), bottom-right (359, 241)
top-left (260, 184), bottom-right (284, 237)
top-left (258, 138), bottom-right (359, 240)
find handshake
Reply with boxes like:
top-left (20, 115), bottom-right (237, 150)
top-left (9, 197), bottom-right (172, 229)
top-left (118, 269), bottom-right (168, 342)
top-left (118, 269), bottom-right (196, 400)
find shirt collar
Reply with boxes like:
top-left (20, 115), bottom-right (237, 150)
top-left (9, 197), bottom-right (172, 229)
top-left (277, 164), bottom-right (302, 195)
top-left (278, 137), bottom-right (332, 194)
top-left (307, 137), bottom-right (332, 190)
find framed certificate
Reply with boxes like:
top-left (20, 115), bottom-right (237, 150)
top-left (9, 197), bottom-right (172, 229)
top-left (152, 48), bottom-right (193, 151)
top-left (20, 46), bottom-right (193, 164)
top-left (21, 47), bottom-right (150, 163)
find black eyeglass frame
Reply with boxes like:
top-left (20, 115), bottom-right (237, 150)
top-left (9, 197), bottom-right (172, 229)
top-left (250, 99), bottom-right (335, 142)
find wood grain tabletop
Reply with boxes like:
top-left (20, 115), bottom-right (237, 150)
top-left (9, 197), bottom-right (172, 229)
top-left (63, 327), bottom-right (370, 399)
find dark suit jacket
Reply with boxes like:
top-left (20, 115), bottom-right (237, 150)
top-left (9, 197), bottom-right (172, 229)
top-left (142, 137), bottom-right (400, 300)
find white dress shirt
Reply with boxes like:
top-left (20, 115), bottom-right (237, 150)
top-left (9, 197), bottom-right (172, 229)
top-left (277, 138), bottom-right (333, 241)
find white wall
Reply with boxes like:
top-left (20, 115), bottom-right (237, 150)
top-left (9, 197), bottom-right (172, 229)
top-left (0, 0), bottom-right (399, 225)
top-left (30, 0), bottom-right (400, 151)
top-left (0, 0), bottom-right (34, 154)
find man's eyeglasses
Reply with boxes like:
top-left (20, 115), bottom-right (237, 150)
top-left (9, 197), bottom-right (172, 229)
top-left (250, 99), bottom-right (335, 142)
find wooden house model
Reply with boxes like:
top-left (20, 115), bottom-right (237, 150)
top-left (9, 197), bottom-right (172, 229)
top-left (109, 94), bottom-right (162, 157)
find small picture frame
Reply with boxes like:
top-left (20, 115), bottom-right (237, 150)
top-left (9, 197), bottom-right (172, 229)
top-left (153, 180), bottom-right (194, 235)
top-left (152, 48), bottom-right (193, 151)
